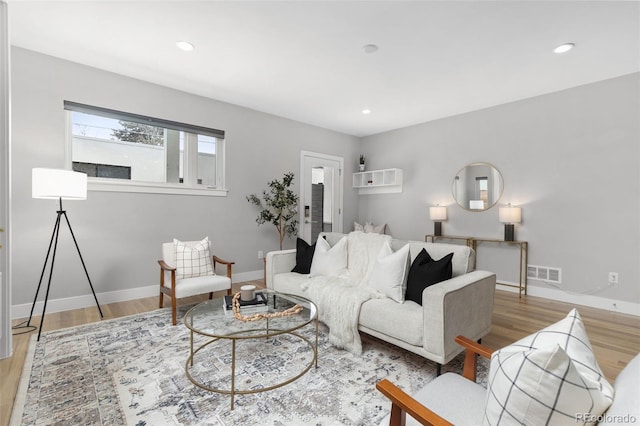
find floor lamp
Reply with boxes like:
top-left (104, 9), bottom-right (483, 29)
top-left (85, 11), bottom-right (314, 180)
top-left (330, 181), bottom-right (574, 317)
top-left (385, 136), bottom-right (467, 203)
top-left (13, 168), bottom-right (103, 341)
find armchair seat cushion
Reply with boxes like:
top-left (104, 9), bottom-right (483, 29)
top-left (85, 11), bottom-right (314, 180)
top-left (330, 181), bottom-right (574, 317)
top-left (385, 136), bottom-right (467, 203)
top-left (378, 373), bottom-right (486, 426)
top-left (167, 275), bottom-right (231, 299)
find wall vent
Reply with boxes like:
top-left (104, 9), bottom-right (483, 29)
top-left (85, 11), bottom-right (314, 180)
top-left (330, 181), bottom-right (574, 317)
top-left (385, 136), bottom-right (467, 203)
top-left (527, 265), bottom-right (562, 284)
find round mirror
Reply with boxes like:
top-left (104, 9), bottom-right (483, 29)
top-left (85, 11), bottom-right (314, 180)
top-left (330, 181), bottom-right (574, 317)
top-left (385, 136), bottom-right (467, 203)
top-left (452, 162), bottom-right (504, 211)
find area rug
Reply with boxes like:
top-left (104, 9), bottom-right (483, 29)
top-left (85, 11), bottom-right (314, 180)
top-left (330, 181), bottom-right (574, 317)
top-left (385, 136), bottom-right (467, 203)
top-left (11, 306), bottom-right (488, 425)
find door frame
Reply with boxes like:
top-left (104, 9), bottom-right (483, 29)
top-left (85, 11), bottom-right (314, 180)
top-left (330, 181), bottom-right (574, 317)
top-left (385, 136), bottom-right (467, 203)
top-left (0, 1), bottom-right (12, 359)
top-left (299, 150), bottom-right (344, 242)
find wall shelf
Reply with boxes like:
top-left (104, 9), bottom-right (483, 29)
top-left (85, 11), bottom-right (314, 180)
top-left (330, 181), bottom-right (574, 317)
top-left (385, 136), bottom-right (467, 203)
top-left (352, 168), bottom-right (403, 194)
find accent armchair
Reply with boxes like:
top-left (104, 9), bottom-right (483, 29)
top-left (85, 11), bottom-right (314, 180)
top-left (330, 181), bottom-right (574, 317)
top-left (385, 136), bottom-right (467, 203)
top-left (158, 237), bottom-right (233, 325)
top-left (378, 313), bottom-right (639, 426)
top-left (377, 336), bottom-right (490, 426)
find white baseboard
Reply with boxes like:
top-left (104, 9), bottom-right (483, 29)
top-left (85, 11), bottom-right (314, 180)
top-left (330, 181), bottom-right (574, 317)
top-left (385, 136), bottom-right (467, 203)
top-left (11, 269), bottom-right (264, 320)
top-left (11, 285), bottom-right (158, 320)
top-left (233, 270), bottom-right (263, 283)
top-left (498, 282), bottom-right (640, 316)
top-left (14, 272), bottom-right (638, 319)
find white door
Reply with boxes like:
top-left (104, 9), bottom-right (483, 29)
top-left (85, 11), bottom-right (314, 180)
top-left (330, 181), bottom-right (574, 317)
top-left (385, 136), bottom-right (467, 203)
top-left (300, 151), bottom-right (343, 244)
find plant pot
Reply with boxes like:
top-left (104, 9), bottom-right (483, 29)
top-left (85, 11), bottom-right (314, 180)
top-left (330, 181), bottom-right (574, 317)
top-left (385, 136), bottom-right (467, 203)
top-left (359, 164), bottom-right (366, 172)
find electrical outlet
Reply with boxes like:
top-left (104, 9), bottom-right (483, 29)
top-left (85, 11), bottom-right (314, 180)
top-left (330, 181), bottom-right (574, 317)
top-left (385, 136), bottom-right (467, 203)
top-left (258, 250), bottom-right (264, 259)
top-left (608, 272), bottom-right (619, 284)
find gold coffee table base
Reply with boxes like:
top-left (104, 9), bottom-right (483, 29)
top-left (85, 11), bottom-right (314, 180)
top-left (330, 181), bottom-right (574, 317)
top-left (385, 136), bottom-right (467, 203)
top-left (185, 324), bottom-right (318, 410)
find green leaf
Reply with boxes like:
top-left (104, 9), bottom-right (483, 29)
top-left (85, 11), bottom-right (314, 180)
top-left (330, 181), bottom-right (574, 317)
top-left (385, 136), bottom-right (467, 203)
top-left (246, 172), bottom-right (299, 249)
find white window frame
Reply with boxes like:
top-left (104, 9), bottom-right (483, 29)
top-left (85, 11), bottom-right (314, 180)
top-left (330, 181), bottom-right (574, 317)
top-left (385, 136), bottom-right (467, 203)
top-left (64, 103), bottom-right (227, 197)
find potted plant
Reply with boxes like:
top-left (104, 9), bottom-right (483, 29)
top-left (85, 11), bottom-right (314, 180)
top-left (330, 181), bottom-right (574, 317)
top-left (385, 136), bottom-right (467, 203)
top-left (359, 155), bottom-right (366, 172)
top-left (247, 172), bottom-right (299, 250)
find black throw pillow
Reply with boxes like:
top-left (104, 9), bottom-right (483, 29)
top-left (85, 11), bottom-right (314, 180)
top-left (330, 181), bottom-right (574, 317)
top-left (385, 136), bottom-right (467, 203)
top-left (405, 249), bottom-right (454, 305)
top-left (291, 238), bottom-right (316, 274)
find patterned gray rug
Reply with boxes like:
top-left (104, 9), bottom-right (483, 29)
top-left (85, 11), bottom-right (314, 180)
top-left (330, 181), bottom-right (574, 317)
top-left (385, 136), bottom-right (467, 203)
top-left (12, 306), bottom-right (488, 425)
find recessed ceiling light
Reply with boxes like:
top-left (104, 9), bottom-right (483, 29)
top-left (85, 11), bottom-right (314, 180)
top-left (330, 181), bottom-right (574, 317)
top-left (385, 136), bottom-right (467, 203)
top-left (362, 109), bottom-right (372, 115)
top-left (553, 43), bottom-right (575, 54)
top-left (176, 41), bottom-right (195, 51)
top-left (363, 44), bottom-right (379, 54)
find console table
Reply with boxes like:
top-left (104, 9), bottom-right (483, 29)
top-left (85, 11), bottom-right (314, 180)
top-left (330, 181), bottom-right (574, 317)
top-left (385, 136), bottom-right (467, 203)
top-left (425, 235), bottom-right (528, 298)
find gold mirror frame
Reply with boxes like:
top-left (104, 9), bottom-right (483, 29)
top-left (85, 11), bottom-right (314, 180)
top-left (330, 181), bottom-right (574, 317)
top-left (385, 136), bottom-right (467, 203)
top-left (452, 162), bottom-right (504, 211)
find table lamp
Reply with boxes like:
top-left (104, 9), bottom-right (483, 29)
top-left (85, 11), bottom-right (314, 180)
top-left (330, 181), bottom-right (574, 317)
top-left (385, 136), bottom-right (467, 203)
top-left (499, 204), bottom-right (522, 241)
top-left (429, 205), bottom-right (447, 237)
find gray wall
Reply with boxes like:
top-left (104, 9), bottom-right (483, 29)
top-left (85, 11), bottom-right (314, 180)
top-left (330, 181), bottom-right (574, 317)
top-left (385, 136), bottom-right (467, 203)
top-left (358, 73), bottom-right (640, 305)
top-left (10, 47), bottom-right (360, 305)
top-left (10, 46), bottom-right (640, 311)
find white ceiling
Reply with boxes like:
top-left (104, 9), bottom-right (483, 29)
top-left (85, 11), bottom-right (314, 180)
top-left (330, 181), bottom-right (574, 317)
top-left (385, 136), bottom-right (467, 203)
top-left (7, 1), bottom-right (640, 137)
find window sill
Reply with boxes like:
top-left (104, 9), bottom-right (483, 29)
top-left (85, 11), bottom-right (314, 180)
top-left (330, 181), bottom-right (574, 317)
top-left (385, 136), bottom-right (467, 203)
top-left (88, 179), bottom-right (228, 197)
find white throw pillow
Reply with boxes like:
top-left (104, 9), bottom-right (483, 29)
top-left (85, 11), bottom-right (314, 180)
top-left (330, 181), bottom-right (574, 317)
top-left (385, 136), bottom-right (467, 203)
top-left (309, 236), bottom-right (348, 277)
top-left (485, 345), bottom-right (609, 426)
top-left (173, 237), bottom-right (214, 279)
top-left (353, 221), bottom-right (386, 234)
top-left (483, 309), bottom-right (614, 426)
top-left (364, 221), bottom-right (386, 234)
top-left (369, 242), bottom-right (410, 303)
top-left (497, 308), bottom-right (613, 398)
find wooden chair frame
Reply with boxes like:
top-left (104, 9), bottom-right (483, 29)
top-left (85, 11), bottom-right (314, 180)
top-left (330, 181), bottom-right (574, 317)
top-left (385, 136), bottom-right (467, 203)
top-left (158, 255), bottom-right (234, 325)
top-left (376, 335), bottom-right (494, 426)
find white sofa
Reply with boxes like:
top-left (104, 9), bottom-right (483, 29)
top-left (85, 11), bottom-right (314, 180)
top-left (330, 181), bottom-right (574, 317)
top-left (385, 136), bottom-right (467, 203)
top-left (266, 232), bottom-right (497, 371)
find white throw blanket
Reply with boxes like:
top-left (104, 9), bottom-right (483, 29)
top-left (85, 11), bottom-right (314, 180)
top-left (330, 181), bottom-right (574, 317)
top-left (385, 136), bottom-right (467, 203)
top-left (301, 276), bottom-right (381, 355)
top-left (346, 231), bottom-right (392, 285)
top-left (301, 232), bottom-right (392, 354)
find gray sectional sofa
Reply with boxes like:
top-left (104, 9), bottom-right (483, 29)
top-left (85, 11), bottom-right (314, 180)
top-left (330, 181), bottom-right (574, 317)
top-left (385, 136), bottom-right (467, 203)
top-left (265, 232), bottom-right (497, 371)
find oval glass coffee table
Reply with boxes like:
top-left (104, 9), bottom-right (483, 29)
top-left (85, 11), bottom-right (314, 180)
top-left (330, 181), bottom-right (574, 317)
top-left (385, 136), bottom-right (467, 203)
top-left (183, 290), bottom-right (318, 410)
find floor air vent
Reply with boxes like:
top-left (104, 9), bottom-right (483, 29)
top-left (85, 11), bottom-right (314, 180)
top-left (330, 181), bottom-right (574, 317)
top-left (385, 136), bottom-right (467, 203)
top-left (527, 265), bottom-right (562, 284)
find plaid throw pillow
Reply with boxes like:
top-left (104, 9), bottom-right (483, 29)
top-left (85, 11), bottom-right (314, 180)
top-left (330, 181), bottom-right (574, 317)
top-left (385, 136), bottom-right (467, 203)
top-left (173, 237), bottom-right (214, 279)
top-left (483, 309), bottom-right (614, 426)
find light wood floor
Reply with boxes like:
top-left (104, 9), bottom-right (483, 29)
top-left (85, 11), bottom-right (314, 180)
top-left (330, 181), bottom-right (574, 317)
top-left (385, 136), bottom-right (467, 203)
top-left (1, 282), bottom-right (638, 426)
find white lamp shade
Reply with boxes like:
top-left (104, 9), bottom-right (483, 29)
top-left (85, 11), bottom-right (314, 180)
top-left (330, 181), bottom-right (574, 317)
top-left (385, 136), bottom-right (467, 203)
top-left (499, 206), bottom-right (522, 223)
top-left (32, 168), bottom-right (87, 200)
top-left (429, 206), bottom-right (447, 221)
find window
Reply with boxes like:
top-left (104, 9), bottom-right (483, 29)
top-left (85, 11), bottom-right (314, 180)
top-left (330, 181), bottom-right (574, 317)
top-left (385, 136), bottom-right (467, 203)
top-left (476, 176), bottom-right (488, 209)
top-left (65, 101), bottom-right (226, 196)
